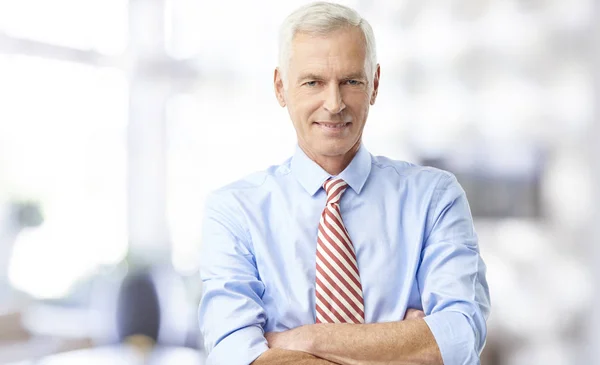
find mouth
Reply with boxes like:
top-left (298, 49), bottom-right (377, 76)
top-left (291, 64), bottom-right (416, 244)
top-left (314, 122), bottom-right (351, 130)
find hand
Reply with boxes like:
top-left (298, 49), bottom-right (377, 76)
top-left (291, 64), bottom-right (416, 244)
top-left (403, 308), bottom-right (426, 320)
top-left (265, 326), bottom-right (313, 353)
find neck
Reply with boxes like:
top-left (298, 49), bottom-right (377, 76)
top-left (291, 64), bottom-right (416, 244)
top-left (301, 140), bottom-right (361, 176)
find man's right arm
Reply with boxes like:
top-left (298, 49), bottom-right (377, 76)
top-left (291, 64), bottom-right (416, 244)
top-left (252, 311), bottom-right (427, 365)
top-left (199, 192), bottom-right (269, 365)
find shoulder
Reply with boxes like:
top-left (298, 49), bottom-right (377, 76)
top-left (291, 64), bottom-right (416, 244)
top-left (370, 154), bottom-right (456, 188)
top-left (202, 157), bottom-right (292, 238)
top-left (205, 157), bottom-right (292, 207)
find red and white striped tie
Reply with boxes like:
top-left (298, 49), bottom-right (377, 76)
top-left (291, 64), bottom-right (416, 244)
top-left (315, 178), bottom-right (365, 324)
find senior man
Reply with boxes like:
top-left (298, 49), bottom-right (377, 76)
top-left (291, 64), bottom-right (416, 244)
top-left (199, 2), bottom-right (491, 364)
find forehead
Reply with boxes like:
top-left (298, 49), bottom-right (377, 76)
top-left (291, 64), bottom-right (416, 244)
top-left (289, 27), bottom-right (367, 76)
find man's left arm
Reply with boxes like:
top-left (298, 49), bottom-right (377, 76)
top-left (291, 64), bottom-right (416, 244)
top-left (266, 313), bottom-right (442, 365)
top-left (417, 172), bottom-right (491, 364)
top-left (267, 172), bottom-right (491, 365)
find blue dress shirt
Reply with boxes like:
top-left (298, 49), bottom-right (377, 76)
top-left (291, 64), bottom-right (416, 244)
top-left (199, 144), bottom-right (491, 365)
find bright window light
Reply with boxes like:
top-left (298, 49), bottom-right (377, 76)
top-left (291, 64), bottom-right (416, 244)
top-left (0, 54), bottom-right (128, 299)
top-left (0, 0), bottom-right (128, 55)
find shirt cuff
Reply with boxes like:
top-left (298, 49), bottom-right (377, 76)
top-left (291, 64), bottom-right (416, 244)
top-left (424, 311), bottom-right (480, 365)
top-left (206, 325), bottom-right (269, 365)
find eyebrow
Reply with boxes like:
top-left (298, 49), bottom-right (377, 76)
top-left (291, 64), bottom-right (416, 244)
top-left (297, 72), bottom-right (367, 82)
top-left (341, 72), bottom-right (368, 80)
top-left (297, 73), bottom-right (324, 82)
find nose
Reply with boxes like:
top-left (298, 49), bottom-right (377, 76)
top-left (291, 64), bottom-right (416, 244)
top-left (323, 83), bottom-right (346, 114)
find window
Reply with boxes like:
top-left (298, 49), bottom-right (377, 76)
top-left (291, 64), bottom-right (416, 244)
top-left (0, 55), bottom-right (128, 299)
top-left (0, 0), bottom-right (128, 55)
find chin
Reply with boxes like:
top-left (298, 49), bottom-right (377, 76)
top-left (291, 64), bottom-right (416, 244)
top-left (315, 143), bottom-right (353, 157)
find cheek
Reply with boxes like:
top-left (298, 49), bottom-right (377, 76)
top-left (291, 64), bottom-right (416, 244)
top-left (344, 95), bottom-right (370, 116)
top-left (343, 89), bottom-right (370, 104)
top-left (288, 103), bottom-right (314, 130)
top-left (296, 98), bottom-right (321, 118)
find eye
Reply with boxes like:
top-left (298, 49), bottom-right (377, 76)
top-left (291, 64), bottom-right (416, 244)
top-left (304, 81), bottom-right (319, 87)
top-left (345, 80), bottom-right (362, 86)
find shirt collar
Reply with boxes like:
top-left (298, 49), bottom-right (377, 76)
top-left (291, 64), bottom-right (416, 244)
top-left (291, 144), bottom-right (372, 196)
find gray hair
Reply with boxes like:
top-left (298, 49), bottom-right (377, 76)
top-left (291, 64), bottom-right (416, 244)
top-left (278, 1), bottom-right (377, 87)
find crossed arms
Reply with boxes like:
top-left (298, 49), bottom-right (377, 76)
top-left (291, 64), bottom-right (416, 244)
top-left (254, 309), bottom-right (440, 365)
top-left (199, 174), bottom-right (491, 365)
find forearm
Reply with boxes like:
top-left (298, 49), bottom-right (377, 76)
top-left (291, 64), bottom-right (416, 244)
top-left (307, 319), bottom-right (442, 365)
top-left (252, 348), bottom-right (340, 365)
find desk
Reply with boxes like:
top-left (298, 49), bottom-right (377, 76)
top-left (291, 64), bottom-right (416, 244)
top-left (8, 345), bottom-right (205, 365)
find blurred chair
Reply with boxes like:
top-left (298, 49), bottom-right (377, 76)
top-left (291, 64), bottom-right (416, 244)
top-left (116, 270), bottom-right (161, 345)
top-left (115, 265), bottom-right (194, 349)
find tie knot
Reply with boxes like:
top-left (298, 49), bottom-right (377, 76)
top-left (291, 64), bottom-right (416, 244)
top-left (323, 178), bottom-right (348, 205)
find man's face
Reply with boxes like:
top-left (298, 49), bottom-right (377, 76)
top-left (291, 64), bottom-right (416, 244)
top-left (275, 27), bottom-right (379, 160)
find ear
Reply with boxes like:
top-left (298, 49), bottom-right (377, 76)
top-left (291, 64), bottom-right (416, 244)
top-left (370, 64), bottom-right (380, 106)
top-left (274, 68), bottom-right (286, 107)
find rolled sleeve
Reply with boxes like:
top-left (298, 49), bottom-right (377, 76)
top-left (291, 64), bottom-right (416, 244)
top-left (424, 311), bottom-right (481, 365)
top-left (199, 192), bottom-right (269, 365)
top-left (206, 325), bottom-right (269, 365)
top-left (418, 172), bottom-right (491, 365)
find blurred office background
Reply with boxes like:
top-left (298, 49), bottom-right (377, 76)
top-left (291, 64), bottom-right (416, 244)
top-left (0, 0), bottom-right (598, 364)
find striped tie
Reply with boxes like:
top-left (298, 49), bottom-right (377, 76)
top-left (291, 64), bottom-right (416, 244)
top-left (315, 178), bottom-right (365, 324)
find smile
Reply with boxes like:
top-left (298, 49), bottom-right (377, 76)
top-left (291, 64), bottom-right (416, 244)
top-left (315, 122), bottom-right (350, 129)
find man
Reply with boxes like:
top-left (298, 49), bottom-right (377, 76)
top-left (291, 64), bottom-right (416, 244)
top-left (199, 2), bottom-right (490, 364)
